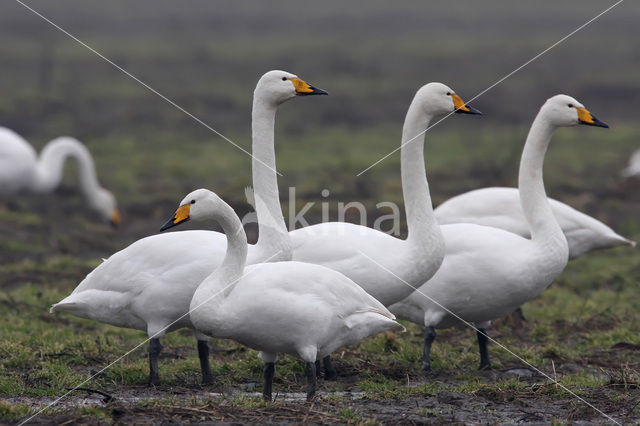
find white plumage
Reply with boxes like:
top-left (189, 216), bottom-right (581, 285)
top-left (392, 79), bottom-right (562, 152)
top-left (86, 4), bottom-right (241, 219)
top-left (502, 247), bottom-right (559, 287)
top-left (50, 70), bottom-right (328, 385)
top-left (435, 187), bottom-right (634, 259)
top-left (290, 83), bottom-right (482, 307)
top-left (390, 95), bottom-right (610, 371)
top-left (163, 188), bottom-right (404, 401)
top-left (0, 127), bottom-right (119, 225)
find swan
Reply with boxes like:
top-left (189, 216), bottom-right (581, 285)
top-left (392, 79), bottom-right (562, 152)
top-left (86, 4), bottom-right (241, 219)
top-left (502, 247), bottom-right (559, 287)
top-left (50, 70), bottom-right (327, 385)
top-left (287, 83), bottom-right (480, 376)
top-left (160, 188), bottom-right (404, 401)
top-left (290, 83), bottom-right (481, 307)
top-left (621, 149), bottom-right (640, 178)
top-left (0, 127), bottom-right (120, 225)
top-left (435, 188), bottom-right (634, 259)
top-left (389, 95), bottom-right (609, 371)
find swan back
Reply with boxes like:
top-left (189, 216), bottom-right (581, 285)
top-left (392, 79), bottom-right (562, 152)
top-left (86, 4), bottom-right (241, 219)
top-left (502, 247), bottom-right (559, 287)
top-left (435, 187), bottom-right (634, 258)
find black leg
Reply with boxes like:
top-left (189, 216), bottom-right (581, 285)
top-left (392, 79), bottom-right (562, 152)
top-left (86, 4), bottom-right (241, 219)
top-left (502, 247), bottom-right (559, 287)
top-left (263, 362), bottom-right (275, 401)
top-left (148, 338), bottom-right (162, 386)
top-left (477, 328), bottom-right (492, 370)
top-left (314, 360), bottom-right (322, 378)
top-left (197, 340), bottom-right (214, 385)
top-left (422, 326), bottom-right (436, 372)
top-left (305, 362), bottom-right (317, 401)
top-left (514, 307), bottom-right (527, 322)
top-left (323, 355), bottom-right (337, 380)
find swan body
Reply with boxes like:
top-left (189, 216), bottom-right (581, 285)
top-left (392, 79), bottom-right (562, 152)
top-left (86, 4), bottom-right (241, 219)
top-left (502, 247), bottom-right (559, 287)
top-left (389, 95), bottom-right (609, 371)
top-left (290, 83), bottom-right (482, 306)
top-left (162, 188), bottom-right (404, 400)
top-left (51, 70), bottom-right (328, 385)
top-left (435, 187), bottom-right (634, 259)
top-left (0, 127), bottom-right (119, 225)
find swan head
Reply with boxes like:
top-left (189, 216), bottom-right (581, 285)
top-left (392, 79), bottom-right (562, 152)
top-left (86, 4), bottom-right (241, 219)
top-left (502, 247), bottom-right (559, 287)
top-left (160, 188), bottom-right (223, 231)
top-left (90, 188), bottom-right (120, 227)
top-left (414, 82), bottom-right (482, 117)
top-left (255, 70), bottom-right (328, 105)
top-left (541, 95), bottom-right (609, 128)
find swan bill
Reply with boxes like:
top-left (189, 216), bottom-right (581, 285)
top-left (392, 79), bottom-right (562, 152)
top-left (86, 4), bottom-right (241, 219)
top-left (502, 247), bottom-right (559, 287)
top-left (110, 209), bottom-right (121, 228)
top-left (577, 107), bottom-right (609, 128)
top-left (289, 77), bottom-right (329, 96)
top-left (451, 94), bottom-right (482, 115)
top-left (160, 204), bottom-right (191, 232)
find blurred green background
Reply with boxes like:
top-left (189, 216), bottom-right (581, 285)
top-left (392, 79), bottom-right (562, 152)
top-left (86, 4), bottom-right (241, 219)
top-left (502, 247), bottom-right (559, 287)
top-left (1, 0), bottom-right (639, 247)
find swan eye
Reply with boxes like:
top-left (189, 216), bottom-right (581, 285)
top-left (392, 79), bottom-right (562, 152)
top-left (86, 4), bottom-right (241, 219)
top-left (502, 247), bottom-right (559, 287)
top-left (568, 103), bottom-right (573, 108)
top-left (446, 92), bottom-right (451, 96)
top-left (282, 77), bottom-right (287, 81)
top-left (190, 200), bottom-right (195, 204)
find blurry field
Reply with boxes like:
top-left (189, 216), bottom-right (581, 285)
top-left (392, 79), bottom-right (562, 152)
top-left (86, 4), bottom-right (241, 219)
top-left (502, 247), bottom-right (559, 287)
top-left (0, 0), bottom-right (639, 423)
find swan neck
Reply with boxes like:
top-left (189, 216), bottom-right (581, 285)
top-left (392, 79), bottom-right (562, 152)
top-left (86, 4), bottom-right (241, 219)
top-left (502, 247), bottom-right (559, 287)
top-left (400, 101), bottom-right (439, 244)
top-left (518, 114), bottom-right (563, 242)
top-left (33, 138), bottom-right (103, 203)
top-left (213, 200), bottom-right (248, 295)
top-left (251, 96), bottom-right (291, 261)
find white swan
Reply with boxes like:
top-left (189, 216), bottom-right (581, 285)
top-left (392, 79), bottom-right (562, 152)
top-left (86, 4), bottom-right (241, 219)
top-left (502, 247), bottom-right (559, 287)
top-left (50, 70), bottom-right (327, 385)
top-left (160, 188), bottom-right (404, 401)
top-left (0, 127), bottom-right (120, 225)
top-left (621, 149), bottom-right (640, 179)
top-left (389, 95), bottom-right (609, 371)
top-left (289, 83), bottom-right (482, 307)
top-left (435, 188), bottom-right (634, 259)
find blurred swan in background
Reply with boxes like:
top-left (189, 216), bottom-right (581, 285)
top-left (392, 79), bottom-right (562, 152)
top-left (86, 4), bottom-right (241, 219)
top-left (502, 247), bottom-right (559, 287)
top-left (50, 70), bottom-right (327, 386)
top-left (0, 127), bottom-right (120, 225)
top-left (160, 188), bottom-right (404, 401)
top-left (390, 95), bottom-right (609, 371)
top-left (621, 149), bottom-right (640, 178)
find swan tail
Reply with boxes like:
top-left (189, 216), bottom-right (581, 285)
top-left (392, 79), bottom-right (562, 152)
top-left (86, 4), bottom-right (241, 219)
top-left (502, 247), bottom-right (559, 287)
top-left (50, 299), bottom-right (90, 316)
top-left (344, 310), bottom-right (406, 339)
top-left (50, 289), bottom-right (125, 319)
top-left (607, 233), bottom-right (636, 249)
top-left (244, 186), bottom-right (256, 208)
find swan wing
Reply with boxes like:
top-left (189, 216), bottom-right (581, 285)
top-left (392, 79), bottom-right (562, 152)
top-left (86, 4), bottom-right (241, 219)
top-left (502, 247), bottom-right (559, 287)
top-left (435, 187), bottom-right (633, 258)
top-left (51, 230), bottom-right (227, 330)
top-left (289, 222), bottom-right (418, 305)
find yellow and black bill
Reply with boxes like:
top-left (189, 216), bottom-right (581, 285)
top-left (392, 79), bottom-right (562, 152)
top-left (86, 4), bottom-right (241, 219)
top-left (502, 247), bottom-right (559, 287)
top-left (576, 107), bottom-right (609, 128)
top-left (110, 209), bottom-right (121, 228)
top-left (160, 204), bottom-right (191, 232)
top-left (288, 77), bottom-right (329, 96)
top-left (451, 93), bottom-right (482, 115)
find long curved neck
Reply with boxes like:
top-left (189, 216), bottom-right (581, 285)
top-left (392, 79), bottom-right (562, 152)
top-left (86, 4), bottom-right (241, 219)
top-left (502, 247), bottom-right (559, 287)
top-left (518, 113), bottom-right (563, 243)
top-left (251, 95), bottom-right (291, 261)
top-left (211, 200), bottom-right (249, 297)
top-left (33, 137), bottom-right (102, 201)
top-left (400, 99), bottom-right (439, 245)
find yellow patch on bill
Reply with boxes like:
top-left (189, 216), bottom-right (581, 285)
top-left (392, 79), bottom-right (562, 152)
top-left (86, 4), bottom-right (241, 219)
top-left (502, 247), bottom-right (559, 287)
top-left (111, 209), bottom-right (121, 226)
top-left (451, 94), bottom-right (470, 112)
top-left (576, 107), bottom-right (595, 124)
top-left (289, 77), bottom-right (314, 94)
top-left (174, 204), bottom-right (191, 223)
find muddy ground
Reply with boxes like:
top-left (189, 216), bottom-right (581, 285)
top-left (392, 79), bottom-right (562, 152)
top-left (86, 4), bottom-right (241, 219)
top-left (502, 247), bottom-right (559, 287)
top-left (8, 365), bottom-right (639, 425)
